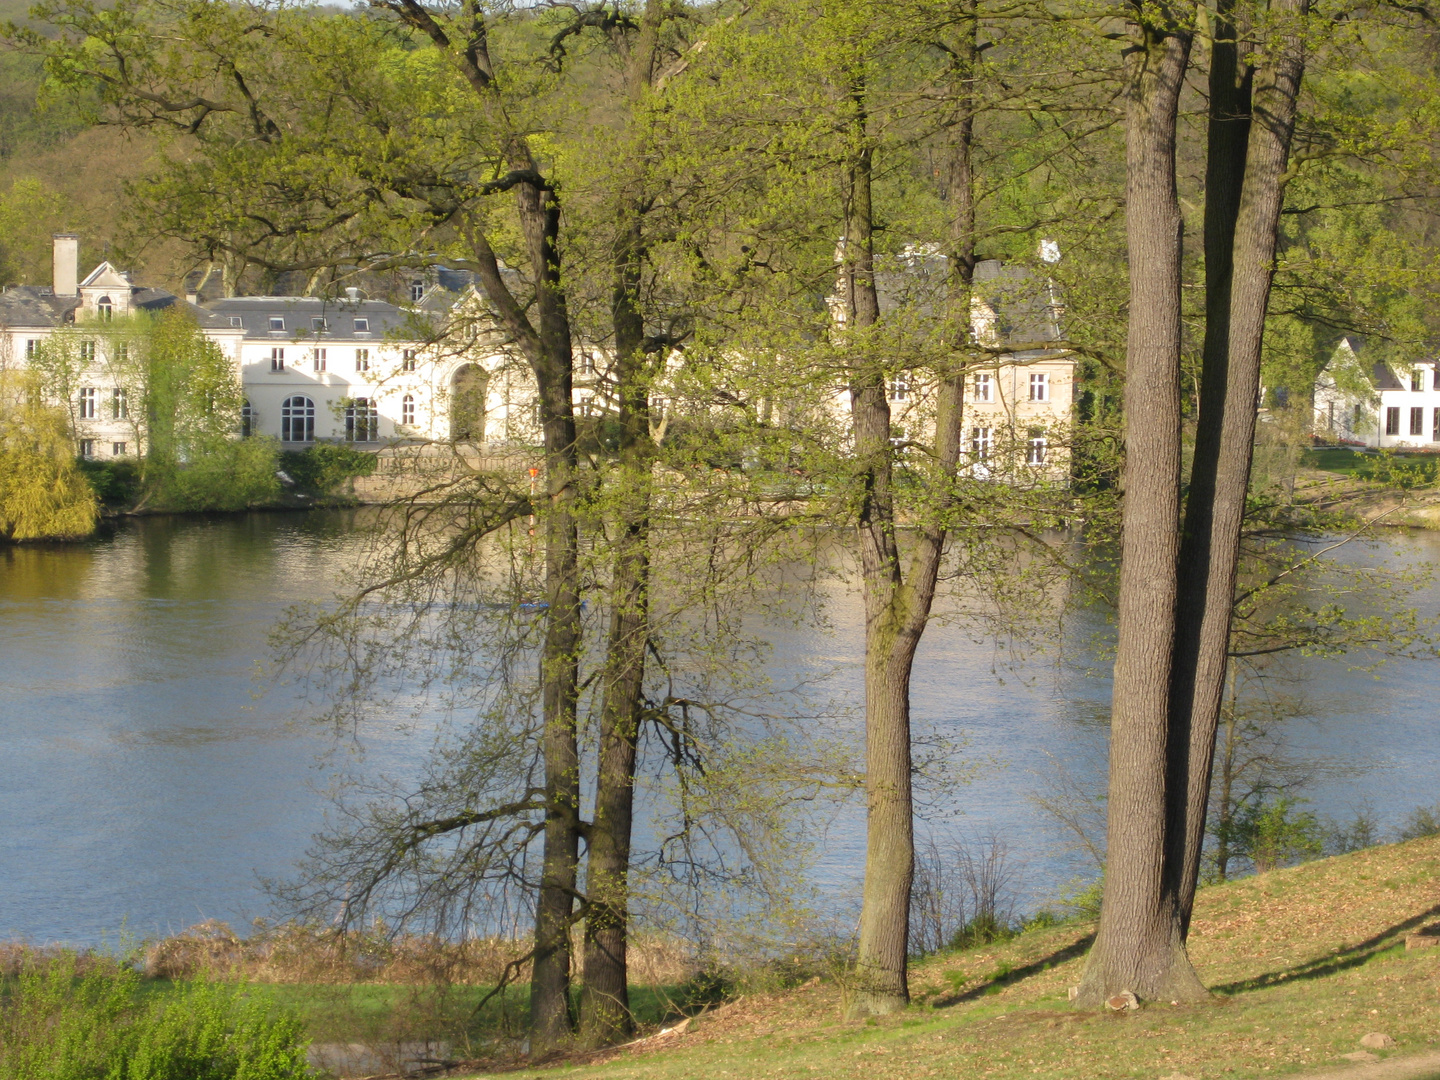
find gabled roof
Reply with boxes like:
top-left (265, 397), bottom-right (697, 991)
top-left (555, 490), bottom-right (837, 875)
top-left (79, 262), bottom-right (133, 291)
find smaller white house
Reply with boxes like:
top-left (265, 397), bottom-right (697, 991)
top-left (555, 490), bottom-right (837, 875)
top-left (1314, 337), bottom-right (1440, 450)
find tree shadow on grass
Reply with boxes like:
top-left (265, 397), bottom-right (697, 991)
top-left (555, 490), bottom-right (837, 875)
top-left (932, 930), bottom-right (1096, 1009)
top-left (1213, 902), bottom-right (1440, 996)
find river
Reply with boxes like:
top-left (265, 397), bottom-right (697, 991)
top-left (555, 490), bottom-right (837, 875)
top-left (1, 512), bottom-right (1436, 943)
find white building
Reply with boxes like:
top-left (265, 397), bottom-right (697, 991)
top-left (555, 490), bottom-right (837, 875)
top-left (1313, 337), bottom-right (1440, 450)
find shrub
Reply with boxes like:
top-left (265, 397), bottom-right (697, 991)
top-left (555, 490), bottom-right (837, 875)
top-left (666, 968), bottom-right (735, 1017)
top-left (1398, 802), bottom-right (1440, 841)
top-left (278, 445), bottom-right (376, 498)
top-left (77, 458), bottom-right (143, 506)
top-left (149, 437), bottom-right (282, 512)
top-left (0, 950), bottom-right (311, 1080)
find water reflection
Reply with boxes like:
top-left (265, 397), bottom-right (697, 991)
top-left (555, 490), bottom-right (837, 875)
top-left (0, 515), bottom-right (1436, 943)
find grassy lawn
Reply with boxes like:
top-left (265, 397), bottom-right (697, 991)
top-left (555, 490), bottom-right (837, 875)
top-left (1302, 446), bottom-right (1373, 476)
top-left (454, 834), bottom-right (1440, 1080)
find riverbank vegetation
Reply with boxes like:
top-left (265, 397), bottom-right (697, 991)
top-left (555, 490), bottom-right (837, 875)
top-left (6, 0), bottom-right (1440, 1065)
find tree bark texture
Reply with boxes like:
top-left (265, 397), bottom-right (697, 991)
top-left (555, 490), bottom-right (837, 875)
top-left (1170, 0), bottom-right (1309, 932)
top-left (847, 30), bottom-right (970, 1010)
top-left (1165, 0), bottom-right (1252, 936)
top-left (578, 2), bottom-right (664, 1046)
top-left (1075, 9), bottom-right (1207, 1007)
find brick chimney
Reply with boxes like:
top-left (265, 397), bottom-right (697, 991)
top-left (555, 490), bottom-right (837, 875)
top-left (52, 234), bottom-right (79, 297)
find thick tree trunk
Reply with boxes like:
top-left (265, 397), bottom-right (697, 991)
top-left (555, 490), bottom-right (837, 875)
top-left (1166, 0), bottom-right (1252, 936)
top-left (1074, 9), bottom-right (1207, 1007)
top-left (578, 3), bottom-right (664, 1046)
top-left (1170, 0), bottom-right (1309, 933)
top-left (580, 218), bottom-right (653, 1048)
top-left (523, 177), bottom-right (584, 1052)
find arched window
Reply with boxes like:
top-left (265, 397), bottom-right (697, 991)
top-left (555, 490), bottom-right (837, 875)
top-left (346, 397), bottom-right (378, 442)
top-left (402, 394), bottom-right (415, 426)
top-left (240, 400), bottom-right (254, 438)
top-left (97, 296), bottom-right (112, 321)
top-left (281, 395), bottom-right (315, 442)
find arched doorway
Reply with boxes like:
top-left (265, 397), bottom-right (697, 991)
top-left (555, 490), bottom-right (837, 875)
top-left (450, 364), bottom-right (488, 442)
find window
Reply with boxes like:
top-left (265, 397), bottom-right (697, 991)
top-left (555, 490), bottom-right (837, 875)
top-left (973, 372), bottom-right (993, 403)
top-left (1386, 406), bottom-right (1401, 435)
top-left (240, 400), bottom-right (253, 438)
top-left (116, 342), bottom-right (127, 362)
top-left (354, 318), bottom-right (370, 333)
top-left (1413, 407), bottom-right (1425, 436)
top-left (346, 397), bottom-right (378, 442)
top-left (229, 316), bottom-right (243, 328)
top-left (111, 387), bottom-right (128, 420)
top-left (1327, 401), bottom-right (1335, 430)
top-left (79, 387), bottom-right (96, 419)
top-left (311, 317), bottom-right (328, 333)
top-left (888, 373), bottom-right (910, 402)
top-left (1414, 368), bottom-right (1427, 392)
top-left (271, 347), bottom-right (285, 372)
top-left (970, 426), bottom-right (992, 460)
top-left (111, 441), bottom-right (126, 457)
top-left (79, 439), bottom-right (94, 458)
top-left (1027, 430), bottom-right (1048, 465)
top-left (1354, 403), bottom-right (1362, 429)
top-left (80, 340), bottom-right (95, 363)
top-left (313, 348), bottom-right (327, 372)
top-left (402, 394), bottom-right (415, 426)
top-left (1433, 407), bottom-right (1440, 442)
top-left (97, 295), bottom-right (113, 321)
top-left (281, 395), bottom-right (315, 442)
top-left (402, 349), bottom-right (417, 372)
top-left (410, 281), bottom-right (425, 302)
top-left (269, 316), bottom-right (285, 332)
top-left (579, 351), bottom-right (597, 376)
top-left (355, 348), bottom-right (370, 373)
top-left (1029, 372), bottom-right (1049, 402)
top-left (24, 339), bottom-right (37, 359)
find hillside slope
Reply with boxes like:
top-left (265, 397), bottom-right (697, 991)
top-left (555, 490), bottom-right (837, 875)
top-left (483, 834), bottom-right (1440, 1080)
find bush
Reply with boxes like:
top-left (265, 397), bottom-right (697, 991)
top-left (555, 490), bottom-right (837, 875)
top-left (665, 967), bottom-right (735, 1017)
top-left (278, 445), bottom-right (376, 498)
top-left (1398, 803), bottom-right (1440, 841)
top-left (150, 437), bottom-right (282, 512)
top-left (0, 950), bottom-right (311, 1080)
top-left (77, 458), bottom-right (143, 506)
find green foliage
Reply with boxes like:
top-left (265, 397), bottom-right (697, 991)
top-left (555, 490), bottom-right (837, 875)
top-left (1397, 803), bottom-right (1440, 842)
top-left (77, 457), bottom-right (142, 505)
top-left (0, 369), bottom-right (97, 540)
top-left (0, 952), bottom-right (311, 1080)
top-left (1244, 797), bottom-right (1326, 874)
top-left (1357, 448), bottom-right (1438, 491)
top-left (151, 436), bottom-right (281, 512)
top-left (665, 968), bottom-right (735, 1018)
top-left (0, 176), bottom-right (67, 286)
top-left (278, 445), bottom-right (376, 498)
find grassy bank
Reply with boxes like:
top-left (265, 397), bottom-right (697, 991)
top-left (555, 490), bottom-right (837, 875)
top-left (466, 834), bottom-right (1440, 1080)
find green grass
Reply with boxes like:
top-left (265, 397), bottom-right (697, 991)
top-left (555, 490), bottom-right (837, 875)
top-left (1302, 446), bottom-right (1372, 476)
top-left (449, 834), bottom-right (1440, 1080)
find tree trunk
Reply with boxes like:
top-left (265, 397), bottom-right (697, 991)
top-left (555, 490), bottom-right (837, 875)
top-left (1170, 0), bottom-right (1309, 932)
top-left (848, 16), bottom-right (972, 1007)
top-left (1074, 7), bottom-right (1206, 1007)
top-left (579, 3), bottom-right (664, 1046)
top-left (524, 176), bottom-right (584, 1051)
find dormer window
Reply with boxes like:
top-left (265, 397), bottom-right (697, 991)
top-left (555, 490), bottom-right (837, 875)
top-left (354, 318), bottom-right (369, 333)
top-left (311, 317), bottom-right (328, 333)
top-left (269, 316), bottom-right (285, 332)
top-left (229, 316), bottom-right (243, 328)
top-left (97, 296), bottom-right (113, 321)
top-left (410, 282), bottom-right (425, 302)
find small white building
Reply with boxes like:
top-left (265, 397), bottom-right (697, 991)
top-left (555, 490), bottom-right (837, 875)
top-left (1313, 337), bottom-right (1440, 450)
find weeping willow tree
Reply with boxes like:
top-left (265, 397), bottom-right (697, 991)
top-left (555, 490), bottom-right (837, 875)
top-left (0, 368), bottom-right (97, 540)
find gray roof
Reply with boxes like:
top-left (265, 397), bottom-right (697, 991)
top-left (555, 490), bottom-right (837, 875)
top-left (872, 254), bottom-right (1063, 348)
top-left (1373, 362), bottom-right (1407, 391)
top-left (0, 284), bottom-right (232, 330)
top-left (203, 295), bottom-right (433, 342)
top-left (0, 286), bottom-right (78, 328)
